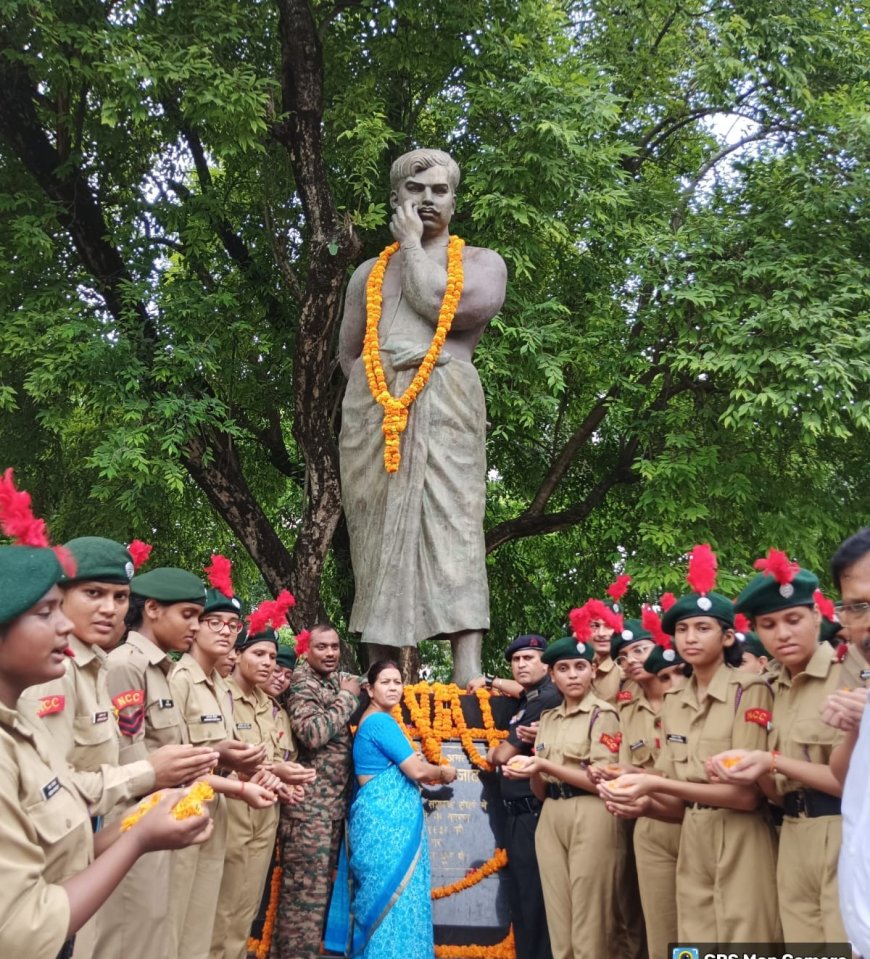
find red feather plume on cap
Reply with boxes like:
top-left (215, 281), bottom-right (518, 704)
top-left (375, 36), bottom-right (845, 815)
top-left (641, 605), bottom-right (671, 649)
top-left (606, 575), bottom-right (631, 602)
top-left (0, 468), bottom-right (76, 576)
top-left (128, 539), bottom-right (152, 573)
top-left (659, 592), bottom-right (676, 612)
top-left (570, 598), bottom-right (620, 643)
top-left (568, 605), bottom-right (592, 643)
top-left (247, 589), bottom-right (296, 638)
top-left (204, 554), bottom-right (234, 598)
top-left (753, 548), bottom-right (798, 586)
top-left (294, 629), bottom-right (312, 657)
top-left (813, 589), bottom-right (837, 623)
top-left (686, 544), bottom-right (717, 595)
top-left (734, 613), bottom-right (751, 635)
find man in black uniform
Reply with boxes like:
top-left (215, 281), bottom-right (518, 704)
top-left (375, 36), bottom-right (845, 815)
top-left (487, 634), bottom-right (561, 959)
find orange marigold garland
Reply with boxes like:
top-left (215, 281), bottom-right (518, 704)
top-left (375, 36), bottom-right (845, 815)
top-left (431, 848), bottom-right (508, 899)
top-left (247, 858), bottom-right (282, 959)
top-left (121, 781), bottom-right (215, 831)
top-left (434, 928), bottom-right (515, 959)
top-left (363, 236), bottom-right (466, 473)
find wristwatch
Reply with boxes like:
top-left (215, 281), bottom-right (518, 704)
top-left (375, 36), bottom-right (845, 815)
top-left (484, 674), bottom-right (494, 689)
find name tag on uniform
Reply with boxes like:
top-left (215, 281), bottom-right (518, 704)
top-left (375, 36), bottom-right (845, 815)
top-left (861, 669), bottom-right (870, 681)
top-left (535, 743), bottom-right (545, 753)
top-left (667, 733), bottom-right (687, 744)
top-left (236, 722), bottom-right (253, 730)
top-left (92, 711), bottom-right (109, 724)
top-left (158, 699), bottom-right (174, 709)
top-left (41, 777), bottom-right (61, 800)
top-left (201, 714), bottom-right (222, 724)
top-left (510, 709), bottom-right (525, 725)
top-left (629, 739), bottom-right (646, 752)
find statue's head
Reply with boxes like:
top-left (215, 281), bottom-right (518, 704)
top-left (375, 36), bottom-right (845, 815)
top-left (389, 148), bottom-right (460, 194)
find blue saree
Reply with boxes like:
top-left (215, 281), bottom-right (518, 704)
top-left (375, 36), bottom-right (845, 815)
top-left (324, 713), bottom-right (433, 958)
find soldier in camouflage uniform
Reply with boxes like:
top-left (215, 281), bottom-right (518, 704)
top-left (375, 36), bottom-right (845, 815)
top-left (272, 624), bottom-right (361, 959)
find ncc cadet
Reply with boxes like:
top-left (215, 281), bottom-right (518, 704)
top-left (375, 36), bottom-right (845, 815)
top-left (710, 552), bottom-right (849, 942)
top-left (93, 567), bottom-right (218, 959)
top-left (503, 626), bottom-right (624, 959)
top-left (274, 623), bottom-right (360, 959)
top-left (262, 641), bottom-right (300, 761)
top-left (210, 605), bottom-right (314, 959)
top-left (0, 470), bottom-right (213, 959)
top-left (599, 546), bottom-right (781, 942)
top-left (168, 558), bottom-right (276, 959)
top-left (487, 634), bottom-right (559, 959)
top-left (735, 627), bottom-right (771, 674)
top-left (594, 612), bottom-right (686, 959)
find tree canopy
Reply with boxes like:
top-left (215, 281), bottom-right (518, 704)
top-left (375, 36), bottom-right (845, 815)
top-left (1, 0), bottom-right (867, 671)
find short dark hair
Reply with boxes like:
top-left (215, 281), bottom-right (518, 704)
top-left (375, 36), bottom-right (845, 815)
top-left (125, 594), bottom-right (148, 630)
top-left (831, 528), bottom-right (870, 592)
top-left (309, 621), bottom-right (339, 638)
top-left (367, 659), bottom-right (401, 686)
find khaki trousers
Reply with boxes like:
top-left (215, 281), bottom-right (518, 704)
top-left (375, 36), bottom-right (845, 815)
top-left (209, 799), bottom-right (278, 959)
top-left (634, 817), bottom-right (681, 959)
top-left (778, 814), bottom-right (847, 942)
top-left (676, 806), bottom-right (780, 942)
top-left (534, 795), bottom-right (624, 959)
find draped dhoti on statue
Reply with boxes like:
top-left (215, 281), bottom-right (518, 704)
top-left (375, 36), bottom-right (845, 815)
top-left (339, 347), bottom-right (490, 648)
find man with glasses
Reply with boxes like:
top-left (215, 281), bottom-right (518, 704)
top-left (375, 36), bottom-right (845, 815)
top-left (822, 528), bottom-right (870, 958)
top-left (487, 634), bottom-right (560, 959)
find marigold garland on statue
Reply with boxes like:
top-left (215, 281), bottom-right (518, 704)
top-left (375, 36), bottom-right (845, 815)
top-left (431, 847), bottom-right (508, 899)
top-left (363, 236), bottom-right (466, 472)
top-left (434, 928), bottom-right (516, 959)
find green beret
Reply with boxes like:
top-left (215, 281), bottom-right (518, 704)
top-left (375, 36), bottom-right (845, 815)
top-left (660, 591), bottom-right (734, 635)
top-left (235, 626), bottom-right (278, 651)
top-left (276, 644), bottom-right (297, 669)
top-left (0, 546), bottom-right (64, 625)
top-left (612, 619), bottom-right (653, 658)
top-left (63, 536), bottom-right (135, 585)
top-left (542, 635), bottom-right (596, 665)
top-left (203, 588), bottom-right (243, 617)
top-left (734, 568), bottom-right (818, 619)
top-left (643, 644), bottom-right (685, 674)
top-left (130, 567), bottom-right (206, 605)
top-left (737, 631), bottom-right (769, 660)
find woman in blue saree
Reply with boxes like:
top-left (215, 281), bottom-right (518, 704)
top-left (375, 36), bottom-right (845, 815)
top-left (326, 660), bottom-right (457, 958)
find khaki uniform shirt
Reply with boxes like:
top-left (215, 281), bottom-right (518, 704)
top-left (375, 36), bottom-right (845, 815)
top-left (284, 661), bottom-right (356, 820)
top-left (592, 656), bottom-right (623, 705)
top-left (105, 631), bottom-right (187, 765)
top-left (769, 642), bottom-right (844, 795)
top-left (0, 701), bottom-right (94, 957)
top-left (20, 636), bottom-right (156, 802)
top-left (226, 678), bottom-right (275, 747)
top-left (170, 653), bottom-right (234, 749)
top-left (656, 664), bottom-right (772, 782)
top-left (617, 688), bottom-right (664, 770)
top-left (268, 698), bottom-right (298, 763)
top-left (534, 692), bottom-right (621, 782)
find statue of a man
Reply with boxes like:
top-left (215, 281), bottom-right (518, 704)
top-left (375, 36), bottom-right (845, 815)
top-left (338, 149), bottom-right (507, 685)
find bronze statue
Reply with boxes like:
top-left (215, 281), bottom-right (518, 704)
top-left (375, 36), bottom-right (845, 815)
top-left (338, 149), bottom-right (507, 685)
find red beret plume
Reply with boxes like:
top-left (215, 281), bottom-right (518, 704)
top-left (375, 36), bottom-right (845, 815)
top-left (686, 544), bottom-right (717, 595)
top-left (568, 605), bottom-right (592, 643)
top-left (570, 598), bottom-right (620, 643)
top-left (660, 592), bottom-right (676, 612)
top-left (734, 613), bottom-right (751, 635)
top-left (814, 589), bottom-right (837, 623)
top-left (204, 554), bottom-right (234, 598)
top-left (641, 605), bottom-right (671, 649)
top-left (836, 642), bottom-right (848, 663)
top-left (0, 468), bottom-right (76, 576)
top-left (606, 575), bottom-right (631, 603)
top-left (753, 548), bottom-right (798, 586)
top-left (294, 629), bottom-right (312, 657)
top-left (247, 589), bottom-right (296, 638)
top-left (128, 539), bottom-right (152, 572)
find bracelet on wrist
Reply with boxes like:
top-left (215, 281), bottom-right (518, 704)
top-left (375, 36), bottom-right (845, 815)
top-left (769, 750), bottom-right (780, 775)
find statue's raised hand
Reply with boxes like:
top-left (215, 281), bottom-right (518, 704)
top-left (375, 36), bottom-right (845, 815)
top-left (390, 199), bottom-right (425, 247)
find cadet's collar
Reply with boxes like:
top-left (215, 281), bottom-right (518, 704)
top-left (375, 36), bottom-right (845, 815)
top-left (596, 657), bottom-right (616, 674)
top-left (126, 630), bottom-right (170, 667)
top-left (778, 642), bottom-right (837, 685)
top-left (556, 691), bottom-right (605, 717)
top-left (706, 661), bottom-right (732, 703)
top-left (178, 652), bottom-right (214, 687)
top-left (68, 634), bottom-right (104, 666)
top-left (0, 700), bottom-right (20, 728)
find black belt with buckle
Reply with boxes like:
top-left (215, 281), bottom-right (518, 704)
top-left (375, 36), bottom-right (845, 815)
top-left (783, 789), bottom-right (841, 818)
top-left (502, 795), bottom-right (543, 816)
top-left (545, 782), bottom-right (590, 800)
top-left (685, 801), bottom-right (716, 810)
top-left (57, 937), bottom-right (76, 959)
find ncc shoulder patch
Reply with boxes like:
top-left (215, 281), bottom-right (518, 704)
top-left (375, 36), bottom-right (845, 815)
top-left (37, 695), bottom-right (65, 717)
top-left (744, 707), bottom-right (772, 729)
top-left (112, 688), bottom-right (145, 710)
top-left (600, 732), bottom-right (621, 754)
top-left (617, 690), bottom-right (633, 703)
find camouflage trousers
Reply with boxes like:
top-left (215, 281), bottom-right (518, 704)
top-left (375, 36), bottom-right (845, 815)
top-left (270, 815), bottom-right (343, 959)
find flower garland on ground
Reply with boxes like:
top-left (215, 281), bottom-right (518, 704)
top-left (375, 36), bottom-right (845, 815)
top-left (363, 236), bottom-right (465, 472)
top-left (434, 928), bottom-right (515, 959)
top-left (247, 853), bottom-right (282, 959)
top-left (431, 847), bottom-right (508, 899)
